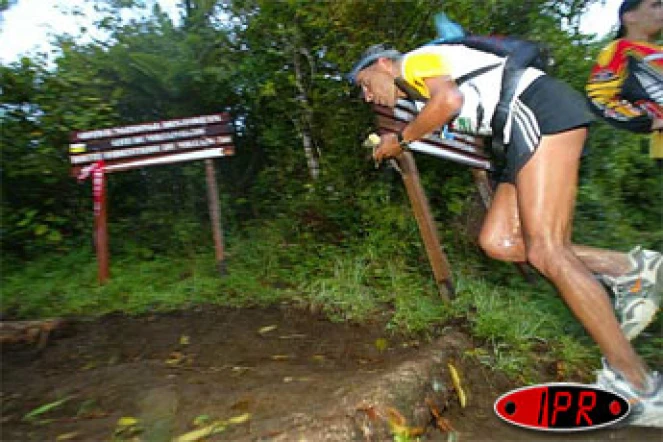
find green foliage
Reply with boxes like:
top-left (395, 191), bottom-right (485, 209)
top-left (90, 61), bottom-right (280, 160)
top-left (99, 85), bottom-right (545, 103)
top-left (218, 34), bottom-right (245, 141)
top-left (2, 0), bottom-right (659, 384)
top-left (451, 274), bottom-right (598, 381)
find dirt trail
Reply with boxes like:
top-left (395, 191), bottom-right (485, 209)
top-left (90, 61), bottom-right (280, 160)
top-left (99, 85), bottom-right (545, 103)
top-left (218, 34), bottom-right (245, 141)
top-left (1, 306), bottom-right (661, 441)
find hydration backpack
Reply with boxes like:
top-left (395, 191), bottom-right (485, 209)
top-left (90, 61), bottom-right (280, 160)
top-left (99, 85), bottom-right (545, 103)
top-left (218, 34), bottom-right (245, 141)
top-left (395, 13), bottom-right (551, 153)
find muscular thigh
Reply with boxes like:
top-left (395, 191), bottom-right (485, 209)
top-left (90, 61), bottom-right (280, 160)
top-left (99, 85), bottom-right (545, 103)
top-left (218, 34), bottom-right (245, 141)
top-left (515, 128), bottom-right (587, 244)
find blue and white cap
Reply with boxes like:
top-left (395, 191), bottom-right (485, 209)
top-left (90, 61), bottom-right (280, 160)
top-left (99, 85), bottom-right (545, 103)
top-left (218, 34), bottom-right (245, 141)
top-left (347, 43), bottom-right (402, 84)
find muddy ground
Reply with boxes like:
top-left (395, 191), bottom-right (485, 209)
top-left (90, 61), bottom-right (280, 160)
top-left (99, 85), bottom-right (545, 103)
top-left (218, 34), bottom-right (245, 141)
top-left (1, 306), bottom-right (661, 441)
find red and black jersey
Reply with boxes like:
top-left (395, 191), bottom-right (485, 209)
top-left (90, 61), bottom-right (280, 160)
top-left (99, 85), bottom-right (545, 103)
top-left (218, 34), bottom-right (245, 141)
top-left (586, 39), bottom-right (663, 133)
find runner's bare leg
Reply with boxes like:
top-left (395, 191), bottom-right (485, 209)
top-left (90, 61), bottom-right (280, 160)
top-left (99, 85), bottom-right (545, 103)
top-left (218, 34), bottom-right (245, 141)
top-left (513, 128), bottom-right (649, 390)
top-left (480, 188), bottom-right (632, 277)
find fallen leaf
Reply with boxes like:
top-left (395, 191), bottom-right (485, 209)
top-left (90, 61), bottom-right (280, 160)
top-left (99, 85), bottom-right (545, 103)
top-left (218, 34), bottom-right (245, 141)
top-left (227, 413), bottom-right (250, 425)
top-left (180, 335), bottom-right (190, 345)
top-left (113, 416), bottom-right (142, 438)
top-left (23, 397), bottom-right (71, 421)
top-left (166, 351), bottom-right (186, 365)
top-left (556, 360), bottom-right (566, 380)
top-left (192, 414), bottom-right (211, 427)
top-left (80, 361), bottom-right (97, 371)
top-left (357, 404), bottom-right (379, 421)
top-left (435, 416), bottom-right (455, 432)
top-left (374, 338), bottom-right (388, 352)
top-left (271, 355), bottom-right (290, 361)
top-left (448, 362), bottom-right (467, 408)
top-left (385, 407), bottom-right (424, 440)
top-left (117, 416), bottom-right (139, 427)
top-left (173, 421), bottom-right (227, 442)
top-left (385, 407), bottom-right (406, 427)
top-left (56, 431), bottom-right (80, 441)
top-left (258, 325), bottom-right (278, 334)
top-left (278, 334), bottom-right (306, 339)
top-left (311, 355), bottom-right (325, 362)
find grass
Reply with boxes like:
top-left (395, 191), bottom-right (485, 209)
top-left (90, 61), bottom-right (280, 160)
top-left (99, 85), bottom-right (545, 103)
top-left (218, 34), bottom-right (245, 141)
top-left (2, 219), bottom-right (661, 384)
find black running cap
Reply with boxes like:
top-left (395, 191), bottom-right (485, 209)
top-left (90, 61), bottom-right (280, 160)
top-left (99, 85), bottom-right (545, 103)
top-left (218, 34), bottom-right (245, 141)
top-left (347, 44), bottom-right (401, 83)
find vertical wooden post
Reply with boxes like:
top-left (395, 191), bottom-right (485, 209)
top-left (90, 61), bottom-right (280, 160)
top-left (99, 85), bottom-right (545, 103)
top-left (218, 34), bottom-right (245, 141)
top-left (95, 170), bottom-right (110, 284)
top-left (396, 152), bottom-right (454, 302)
top-left (470, 169), bottom-right (494, 208)
top-left (205, 159), bottom-right (226, 276)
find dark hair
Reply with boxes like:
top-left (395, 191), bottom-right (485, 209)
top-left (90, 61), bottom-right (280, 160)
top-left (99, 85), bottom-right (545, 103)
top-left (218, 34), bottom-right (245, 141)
top-left (615, 0), bottom-right (645, 39)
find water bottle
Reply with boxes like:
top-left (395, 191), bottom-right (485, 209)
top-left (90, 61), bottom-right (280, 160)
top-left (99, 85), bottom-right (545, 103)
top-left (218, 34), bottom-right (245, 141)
top-left (434, 12), bottom-right (465, 43)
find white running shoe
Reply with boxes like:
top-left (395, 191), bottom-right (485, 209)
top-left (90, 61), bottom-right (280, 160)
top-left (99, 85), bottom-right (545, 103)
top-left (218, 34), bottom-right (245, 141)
top-left (602, 247), bottom-right (663, 340)
top-left (595, 358), bottom-right (663, 428)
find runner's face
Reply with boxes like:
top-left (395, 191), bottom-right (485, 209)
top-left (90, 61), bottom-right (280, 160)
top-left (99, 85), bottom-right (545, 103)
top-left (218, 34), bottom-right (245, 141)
top-left (630, 0), bottom-right (663, 35)
top-left (356, 61), bottom-right (398, 108)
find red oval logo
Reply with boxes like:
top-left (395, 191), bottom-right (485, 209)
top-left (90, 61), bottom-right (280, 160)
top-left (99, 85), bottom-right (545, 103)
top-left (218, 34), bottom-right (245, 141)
top-left (494, 383), bottom-right (630, 431)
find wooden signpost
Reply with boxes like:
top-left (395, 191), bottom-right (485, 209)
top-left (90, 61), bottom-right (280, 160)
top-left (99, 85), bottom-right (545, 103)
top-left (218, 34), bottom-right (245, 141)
top-left (70, 113), bottom-right (235, 284)
top-left (372, 99), bottom-right (530, 301)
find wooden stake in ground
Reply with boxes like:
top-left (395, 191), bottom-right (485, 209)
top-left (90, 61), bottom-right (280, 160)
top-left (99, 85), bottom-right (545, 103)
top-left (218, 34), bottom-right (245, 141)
top-left (205, 159), bottom-right (226, 276)
top-left (396, 152), bottom-right (454, 302)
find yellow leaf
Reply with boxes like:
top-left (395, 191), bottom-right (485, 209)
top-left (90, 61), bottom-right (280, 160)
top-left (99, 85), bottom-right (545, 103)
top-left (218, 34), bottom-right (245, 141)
top-left (448, 362), bottom-right (467, 408)
top-left (271, 355), bottom-right (290, 361)
top-left (173, 421), bottom-right (227, 442)
top-left (117, 417), bottom-right (138, 427)
top-left (227, 413), bottom-right (251, 425)
top-left (179, 335), bottom-right (190, 345)
top-left (258, 325), bottom-right (278, 334)
top-left (374, 338), bottom-right (388, 352)
top-left (56, 432), bottom-right (80, 441)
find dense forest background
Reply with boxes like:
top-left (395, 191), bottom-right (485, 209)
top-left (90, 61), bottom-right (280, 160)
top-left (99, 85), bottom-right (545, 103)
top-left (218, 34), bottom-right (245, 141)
top-left (1, 0), bottom-right (661, 372)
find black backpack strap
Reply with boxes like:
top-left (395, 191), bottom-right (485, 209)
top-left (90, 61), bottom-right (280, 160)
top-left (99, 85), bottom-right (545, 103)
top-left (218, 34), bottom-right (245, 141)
top-left (491, 41), bottom-right (542, 154)
top-left (455, 63), bottom-right (501, 86)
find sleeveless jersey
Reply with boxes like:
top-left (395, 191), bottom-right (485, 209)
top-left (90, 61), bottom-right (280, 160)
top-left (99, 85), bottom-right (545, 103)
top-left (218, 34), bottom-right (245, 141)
top-left (400, 45), bottom-right (544, 142)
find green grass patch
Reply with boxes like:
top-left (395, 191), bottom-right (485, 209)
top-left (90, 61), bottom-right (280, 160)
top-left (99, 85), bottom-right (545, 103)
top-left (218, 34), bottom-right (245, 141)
top-left (2, 219), bottom-right (657, 387)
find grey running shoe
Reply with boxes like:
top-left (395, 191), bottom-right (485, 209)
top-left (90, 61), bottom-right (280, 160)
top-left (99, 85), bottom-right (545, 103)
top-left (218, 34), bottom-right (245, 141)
top-left (595, 358), bottom-right (663, 428)
top-left (603, 247), bottom-right (663, 340)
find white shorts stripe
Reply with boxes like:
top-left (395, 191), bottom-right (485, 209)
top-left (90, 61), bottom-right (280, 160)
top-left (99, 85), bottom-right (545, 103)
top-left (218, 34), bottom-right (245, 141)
top-left (516, 99), bottom-right (540, 138)
top-left (513, 99), bottom-right (541, 152)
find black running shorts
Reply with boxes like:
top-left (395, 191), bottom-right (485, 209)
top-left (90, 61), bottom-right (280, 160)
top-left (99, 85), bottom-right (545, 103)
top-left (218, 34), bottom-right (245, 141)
top-left (500, 75), bottom-right (594, 183)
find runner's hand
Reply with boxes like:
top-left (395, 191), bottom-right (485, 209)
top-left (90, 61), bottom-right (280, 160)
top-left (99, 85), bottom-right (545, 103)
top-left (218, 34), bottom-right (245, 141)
top-left (373, 133), bottom-right (404, 162)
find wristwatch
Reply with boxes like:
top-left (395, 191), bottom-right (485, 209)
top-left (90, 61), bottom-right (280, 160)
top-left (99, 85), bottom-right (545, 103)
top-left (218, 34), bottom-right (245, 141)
top-left (397, 131), bottom-right (411, 151)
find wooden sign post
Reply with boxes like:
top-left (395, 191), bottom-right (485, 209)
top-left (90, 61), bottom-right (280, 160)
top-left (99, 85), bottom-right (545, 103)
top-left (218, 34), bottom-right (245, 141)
top-left (70, 113), bottom-right (235, 284)
top-left (373, 100), bottom-right (532, 299)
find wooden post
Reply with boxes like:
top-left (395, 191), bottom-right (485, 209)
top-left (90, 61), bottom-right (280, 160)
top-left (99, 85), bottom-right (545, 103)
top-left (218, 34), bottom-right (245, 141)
top-left (205, 159), bottom-right (226, 276)
top-left (397, 152), bottom-right (454, 302)
top-left (470, 169), bottom-right (494, 208)
top-left (95, 170), bottom-right (110, 284)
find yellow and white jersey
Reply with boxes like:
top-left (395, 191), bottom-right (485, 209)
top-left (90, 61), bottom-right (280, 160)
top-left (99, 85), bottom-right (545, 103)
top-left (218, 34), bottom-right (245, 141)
top-left (400, 44), bottom-right (545, 141)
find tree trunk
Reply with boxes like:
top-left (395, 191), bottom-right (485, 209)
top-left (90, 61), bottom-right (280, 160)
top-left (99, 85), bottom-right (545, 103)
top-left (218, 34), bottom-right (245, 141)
top-left (293, 47), bottom-right (320, 180)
